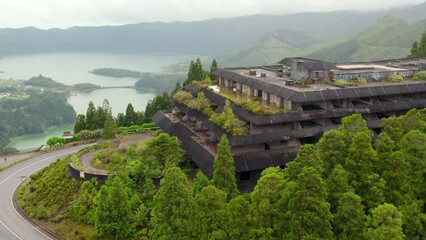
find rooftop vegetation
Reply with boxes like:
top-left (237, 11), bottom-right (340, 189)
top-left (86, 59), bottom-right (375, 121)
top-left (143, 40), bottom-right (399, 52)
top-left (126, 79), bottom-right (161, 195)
top-left (173, 90), bottom-right (248, 136)
top-left (413, 70), bottom-right (426, 80)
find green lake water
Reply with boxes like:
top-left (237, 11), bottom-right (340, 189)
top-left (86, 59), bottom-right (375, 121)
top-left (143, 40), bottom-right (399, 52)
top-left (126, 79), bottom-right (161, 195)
top-left (1, 53), bottom-right (193, 150)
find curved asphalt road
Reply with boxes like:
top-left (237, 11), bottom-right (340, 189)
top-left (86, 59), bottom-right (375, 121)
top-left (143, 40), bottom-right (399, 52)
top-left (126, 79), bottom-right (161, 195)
top-left (0, 145), bottom-right (91, 240)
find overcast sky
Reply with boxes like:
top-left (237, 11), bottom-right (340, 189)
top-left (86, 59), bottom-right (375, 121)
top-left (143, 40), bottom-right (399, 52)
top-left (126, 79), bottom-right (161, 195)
top-left (1, 0), bottom-right (424, 29)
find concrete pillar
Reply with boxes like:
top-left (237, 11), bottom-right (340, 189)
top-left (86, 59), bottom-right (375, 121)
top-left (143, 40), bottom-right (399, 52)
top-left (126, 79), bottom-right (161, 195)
top-left (225, 79), bottom-right (233, 89)
top-left (236, 82), bottom-right (243, 95)
top-left (218, 76), bottom-right (224, 86)
top-left (262, 91), bottom-right (270, 103)
top-left (277, 97), bottom-right (284, 108)
top-left (249, 87), bottom-right (255, 97)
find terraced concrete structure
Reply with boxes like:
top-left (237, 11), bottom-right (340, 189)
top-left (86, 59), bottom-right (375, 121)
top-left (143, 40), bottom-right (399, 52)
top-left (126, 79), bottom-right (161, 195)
top-left (153, 57), bottom-right (426, 192)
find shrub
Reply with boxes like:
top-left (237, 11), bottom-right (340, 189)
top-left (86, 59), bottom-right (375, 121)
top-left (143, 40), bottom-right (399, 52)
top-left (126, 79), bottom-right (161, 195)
top-left (413, 70), bottom-right (426, 80)
top-left (387, 75), bottom-right (404, 83)
top-left (335, 79), bottom-right (347, 86)
top-left (173, 90), bottom-right (193, 104)
top-left (353, 78), bottom-right (367, 85)
top-left (74, 129), bottom-right (103, 140)
top-left (141, 122), bottom-right (156, 128)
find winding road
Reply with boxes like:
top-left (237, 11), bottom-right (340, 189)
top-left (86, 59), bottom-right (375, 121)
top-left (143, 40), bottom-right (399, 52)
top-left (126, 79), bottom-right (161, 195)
top-left (0, 145), bottom-right (91, 240)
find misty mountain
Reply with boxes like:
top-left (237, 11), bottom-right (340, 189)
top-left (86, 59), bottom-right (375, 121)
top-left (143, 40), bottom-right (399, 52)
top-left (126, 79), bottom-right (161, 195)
top-left (0, 1), bottom-right (425, 63)
top-left (306, 17), bottom-right (426, 62)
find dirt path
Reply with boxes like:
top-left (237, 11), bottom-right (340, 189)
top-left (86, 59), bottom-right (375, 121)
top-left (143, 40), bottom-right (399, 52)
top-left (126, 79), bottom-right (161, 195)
top-left (79, 150), bottom-right (108, 174)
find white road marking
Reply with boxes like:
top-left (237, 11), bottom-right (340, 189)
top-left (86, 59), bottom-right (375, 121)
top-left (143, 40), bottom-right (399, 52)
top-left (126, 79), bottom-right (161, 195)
top-left (0, 150), bottom-right (78, 240)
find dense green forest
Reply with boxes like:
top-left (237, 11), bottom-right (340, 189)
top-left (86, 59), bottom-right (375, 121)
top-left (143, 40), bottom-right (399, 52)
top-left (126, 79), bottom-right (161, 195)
top-left (25, 74), bottom-right (65, 88)
top-left (134, 73), bottom-right (185, 94)
top-left (20, 109), bottom-right (426, 239)
top-left (0, 92), bottom-right (76, 152)
top-left (90, 68), bottom-right (143, 78)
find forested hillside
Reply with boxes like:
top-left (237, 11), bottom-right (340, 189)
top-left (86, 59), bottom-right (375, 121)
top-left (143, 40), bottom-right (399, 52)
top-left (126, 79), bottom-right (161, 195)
top-left (307, 17), bottom-right (426, 62)
top-left (20, 109), bottom-right (426, 239)
top-left (0, 92), bottom-right (76, 152)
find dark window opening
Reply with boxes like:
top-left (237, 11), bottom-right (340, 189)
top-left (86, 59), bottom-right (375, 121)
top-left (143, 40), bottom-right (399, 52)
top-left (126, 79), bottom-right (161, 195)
top-left (301, 104), bottom-right (323, 111)
top-left (330, 117), bottom-right (342, 124)
top-left (300, 120), bottom-right (322, 128)
top-left (373, 128), bottom-right (382, 135)
top-left (351, 100), bottom-right (368, 106)
top-left (299, 137), bottom-right (317, 144)
top-left (264, 144), bottom-right (270, 150)
top-left (239, 171), bottom-right (251, 181)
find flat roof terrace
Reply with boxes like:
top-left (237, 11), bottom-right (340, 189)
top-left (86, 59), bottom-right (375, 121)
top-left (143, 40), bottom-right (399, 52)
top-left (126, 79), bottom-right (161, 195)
top-left (215, 67), bottom-right (426, 103)
top-left (226, 67), bottom-right (342, 92)
top-left (224, 67), bottom-right (425, 92)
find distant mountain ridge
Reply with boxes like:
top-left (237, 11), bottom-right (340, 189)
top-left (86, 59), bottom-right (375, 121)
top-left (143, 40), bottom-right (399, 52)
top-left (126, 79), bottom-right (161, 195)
top-left (306, 17), bottom-right (426, 62)
top-left (0, 1), bottom-right (425, 65)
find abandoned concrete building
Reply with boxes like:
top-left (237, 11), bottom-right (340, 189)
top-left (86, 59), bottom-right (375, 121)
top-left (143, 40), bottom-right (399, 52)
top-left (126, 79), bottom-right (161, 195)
top-left (153, 57), bottom-right (426, 191)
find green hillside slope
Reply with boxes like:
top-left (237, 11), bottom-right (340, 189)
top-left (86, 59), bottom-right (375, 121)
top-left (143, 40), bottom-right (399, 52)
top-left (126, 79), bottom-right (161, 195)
top-left (307, 17), bottom-right (426, 62)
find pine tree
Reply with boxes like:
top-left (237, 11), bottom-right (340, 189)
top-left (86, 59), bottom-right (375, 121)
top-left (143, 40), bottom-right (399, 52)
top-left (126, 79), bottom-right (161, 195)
top-left (95, 176), bottom-right (132, 239)
top-left (125, 103), bottom-right (137, 126)
top-left (373, 132), bottom-right (395, 174)
top-left (189, 185), bottom-right (227, 239)
top-left (210, 59), bottom-right (218, 81)
top-left (287, 166), bottom-right (333, 239)
top-left (345, 132), bottom-right (385, 209)
top-left (151, 166), bottom-right (191, 240)
top-left (325, 164), bottom-right (354, 213)
top-left (408, 32), bottom-right (426, 57)
top-left (285, 144), bottom-right (322, 181)
top-left (74, 114), bottom-right (86, 133)
top-left (367, 204), bottom-right (405, 240)
top-left (317, 130), bottom-right (348, 177)
top-left (333, 192), bottom-right (367, 240)
top-left (211, 134), bottom-right (238, 199)
top-left (192, 171), bottom-right (210, 197)
top-left (184, 58), bottom-right (205, 85)
top-left (225, 196), bottom-right (250, 240)
top-left (103, 114), bottom-right (117, 139)
top-left (85, 101), bottom-right (96, 130)
top-left (249, 167), bottom-right (286, 240)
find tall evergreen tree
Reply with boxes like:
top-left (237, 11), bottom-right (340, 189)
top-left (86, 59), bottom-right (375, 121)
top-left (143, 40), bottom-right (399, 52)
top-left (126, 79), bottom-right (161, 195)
top-left (408, 31), bottom-right (426, 57)
top-left (144, 92), bottom-right (172, 121)
top-left (325, 164), bottom-right (354, 213)
top-left (249, 167), bottom-right (286, 240)
top-left (124, 103), bottom-right (138, 126)
top-left (345, 132), bottom-right (385, 209)
top-left (192, 171), bottom-right (210, 197)
top-left (95, 176), bottom-right (132, 239)
top-left (73, 114), bottom-right (86, 134)
top-left (367, 204), bottom-right (405, 240)
top-left (225, 196), bottom-right (250, 240)
top-left (103, 114), bottom-right (117, 139)
top-left (210, 59), bottom-right (218, 81)
top-left (211, 134), bottom-right (238, 199)
top-left (287, 166), bottom-right (333, 239)
top-left (85, 101), bottom-right (96, 130)
top-left (339, 113), bottom-right (371, 145)
top-left (189, 185), bottom-right (227, 239)
top-left (285, 144), bottom-right (322, 181)
top-left (317, 130), bottom-right (348, 177)
top-left (374, 132), bottom-right (395, 174)
top-left (333, 192), bottom-right (367, 240)
top-left (151, 166), bottom-right (191, 240)
top-left (94, 106), bottom-right (106, 129)
top-left (184, 58), bottom-right (205, 85)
